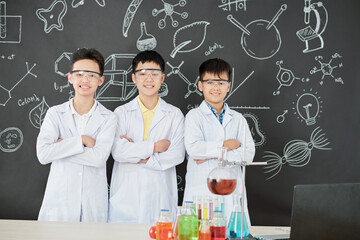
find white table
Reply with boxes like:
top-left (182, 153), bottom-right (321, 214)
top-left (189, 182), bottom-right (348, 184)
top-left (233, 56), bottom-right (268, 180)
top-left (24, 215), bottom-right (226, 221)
top-left (0, 219), bottom-right (290, 240)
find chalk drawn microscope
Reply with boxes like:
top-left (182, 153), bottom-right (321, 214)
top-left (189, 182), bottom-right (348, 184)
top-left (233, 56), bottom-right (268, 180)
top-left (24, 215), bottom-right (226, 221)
top-left (296, 0), bottom-right (328, 53)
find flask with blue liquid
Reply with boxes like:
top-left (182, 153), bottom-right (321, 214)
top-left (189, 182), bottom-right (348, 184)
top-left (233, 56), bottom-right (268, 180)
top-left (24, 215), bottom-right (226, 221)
top-left (227, 194), bottom-right (250, 239)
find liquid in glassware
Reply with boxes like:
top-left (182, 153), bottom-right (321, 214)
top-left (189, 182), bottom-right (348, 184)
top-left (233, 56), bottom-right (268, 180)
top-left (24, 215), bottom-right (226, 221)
top-left (156, 221), bottom-right (173, 240)
top-left (207, 178), bottom-right (237, 195)
top-left (210, 226), bottom-right (226, 240)
top-left (227, 211), bottom-right (250, 239)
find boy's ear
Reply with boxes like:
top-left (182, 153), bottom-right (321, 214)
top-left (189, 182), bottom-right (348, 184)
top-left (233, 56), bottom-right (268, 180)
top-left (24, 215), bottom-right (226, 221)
top-left (227, 82), bottom-right (231, 92)
top-left (98, 76), bottom-right (105, 86)
top-left (161, 73), bottom-right (165, 83)
top-left (68, 72), bottom-right (73, 84)
top-left (132, 73), bottom-right (136, 84)
top-left (198, 80), bottom-right (203, 92)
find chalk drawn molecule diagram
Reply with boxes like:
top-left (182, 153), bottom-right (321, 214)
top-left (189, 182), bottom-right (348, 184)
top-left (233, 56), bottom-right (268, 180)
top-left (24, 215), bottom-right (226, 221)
top-left (166, 61), bottom-right (202, 99)
top-left (0, 62), bottom-right (37, 106)
top-left (55, 52), bottom-right (72, 77)
top-left (152, 0), bottom-right (188, 29)
top-left (36, 0), bottom-right (67, 34)
top-left (310, 53), bottom-right (343, 85)
top-left (274, 60), bottom-right (309, 96)
top-left (0, 127), bottom-right (23, 153)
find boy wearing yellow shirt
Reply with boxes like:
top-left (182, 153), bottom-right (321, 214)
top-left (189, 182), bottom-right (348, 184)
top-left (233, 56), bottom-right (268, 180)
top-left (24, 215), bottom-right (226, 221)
top-left (109, 50), bottom-right (185, 223)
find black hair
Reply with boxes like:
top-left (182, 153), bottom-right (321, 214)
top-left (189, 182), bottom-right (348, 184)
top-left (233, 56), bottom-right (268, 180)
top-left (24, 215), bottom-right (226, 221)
top-left (70, 48), bottom-right (105, 75)
top-left (132, 50), bottom-right (165, 73)
top-left (199, 58), bottom-right (232, 80)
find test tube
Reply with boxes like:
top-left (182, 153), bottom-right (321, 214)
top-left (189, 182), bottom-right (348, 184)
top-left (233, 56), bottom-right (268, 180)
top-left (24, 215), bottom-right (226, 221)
top-left (208, 196), bottom-right (213, 220)
top-left (202, 196), bottom-right (208, 220)
top-left (220, 197), bottom-right (225, 220)
top-left (0, 1), bottom-right (6, 39)
top-left (214, 195), bottom-right (219, 211)
top-left (197, 195), bottom-right (202, 220)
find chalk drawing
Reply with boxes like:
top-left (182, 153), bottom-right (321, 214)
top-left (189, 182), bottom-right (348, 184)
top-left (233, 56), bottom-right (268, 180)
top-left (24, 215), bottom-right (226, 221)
top-left (227, 4), bottom-right (287, 60)
top-left (36, 0), bottom-right (68, 34)
top-left (152, 0), bottom-right (188, 29)
top-left (29, 97), bottom-right (50, 129)
top-left (0, 1), bottom-right (22, 43)
top-left (0, 127), bottom-right (23, 153)
top-left (0, 62), bottom-right (37, 106)
top-left (263, 127), bottom-right (331, 180)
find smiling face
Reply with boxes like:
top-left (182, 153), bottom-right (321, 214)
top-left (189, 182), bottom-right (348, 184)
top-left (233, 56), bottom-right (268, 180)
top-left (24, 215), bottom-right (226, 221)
top-left (198, 71), bottom-right (231, 112)
top-left (132, 61), bottom-right (165, 100)
top-left (68, 59), bottom-right (104, 98)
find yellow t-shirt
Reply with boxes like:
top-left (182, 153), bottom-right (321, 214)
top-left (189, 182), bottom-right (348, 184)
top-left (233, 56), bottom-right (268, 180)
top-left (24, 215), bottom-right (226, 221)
top-left (137, 97), bottom-right (159, 141)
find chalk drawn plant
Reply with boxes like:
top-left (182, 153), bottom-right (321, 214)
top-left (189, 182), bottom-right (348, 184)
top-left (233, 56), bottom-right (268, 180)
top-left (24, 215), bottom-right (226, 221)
top-left (29, 97), bottom-right (50, 129)
top-left (170, 21), bottom-right (210, 58)
top-left (263, 127), bottom-right (331, 180)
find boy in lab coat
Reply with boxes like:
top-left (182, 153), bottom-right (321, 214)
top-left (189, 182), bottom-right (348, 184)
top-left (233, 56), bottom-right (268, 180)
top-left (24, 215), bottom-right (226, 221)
top-left (109, 50), bottom-right (185, 224)
top-left (36, 48), bottom-right (116, 222)
top-left (183, 58), bottom-right (255, 225)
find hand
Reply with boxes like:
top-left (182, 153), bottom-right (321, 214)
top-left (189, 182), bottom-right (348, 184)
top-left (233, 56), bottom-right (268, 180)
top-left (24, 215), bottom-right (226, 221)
top-left (194, 158), bottom-right (212, 164)
top-left (120, 135), bottom-right (133, 142)
top-left (154, 139), bottom-right (171, 153)
top-left (56, 138), bottom-right (63, 143)
top-left (223, 139), bottom-right (241, 151)
top-left (138, 157), bottom-right (150, 164)
top-left (82, 135), bottom-right (96, 148)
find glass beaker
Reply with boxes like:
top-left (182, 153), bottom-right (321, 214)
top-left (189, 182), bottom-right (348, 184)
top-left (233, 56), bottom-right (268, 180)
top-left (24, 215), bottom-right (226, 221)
top-left (207, 147), bottom-right (237, 195)
top-left (227, 194), bottom-right (250, 239)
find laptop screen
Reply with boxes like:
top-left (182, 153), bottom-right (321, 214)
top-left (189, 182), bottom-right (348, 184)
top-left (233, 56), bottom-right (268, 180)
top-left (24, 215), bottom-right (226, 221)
top-left (289, 183), bottom-right (360, 239)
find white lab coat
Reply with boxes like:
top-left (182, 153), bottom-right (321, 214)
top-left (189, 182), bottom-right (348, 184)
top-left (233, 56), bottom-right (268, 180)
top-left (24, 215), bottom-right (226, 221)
top-left (109, 97), bottom-right (185, 224)
top-left (183, 100), bottom-right (255, 225)
top-left (36, 100), bottom-right (116, 222)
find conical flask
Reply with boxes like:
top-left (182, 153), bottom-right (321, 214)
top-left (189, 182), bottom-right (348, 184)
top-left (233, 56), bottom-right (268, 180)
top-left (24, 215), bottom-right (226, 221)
top-left (227, 194), bottom-right (250, 239)
top-left (207, 147), bottom-right (237, 195)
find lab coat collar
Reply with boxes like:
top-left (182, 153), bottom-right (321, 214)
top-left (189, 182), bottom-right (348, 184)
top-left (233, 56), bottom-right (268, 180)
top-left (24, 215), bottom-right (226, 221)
top-left (199, 100), bottom-right (233, 127)
top-left (58, 100), bottom-right (108, 136)
top-left (125, 96), bottom-right (172, 133)
top-left (125, 96), bottom-right (172, 112)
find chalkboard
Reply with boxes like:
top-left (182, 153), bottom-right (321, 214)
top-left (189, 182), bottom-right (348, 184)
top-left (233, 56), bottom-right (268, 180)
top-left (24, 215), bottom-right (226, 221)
top-left (0, 0), bottom-right (359, 225)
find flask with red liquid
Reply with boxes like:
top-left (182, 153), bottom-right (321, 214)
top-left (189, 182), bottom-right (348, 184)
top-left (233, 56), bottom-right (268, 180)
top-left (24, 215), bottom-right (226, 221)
top-left (210, 210), bottom-right (226, 240)
top-left (207, 147), bottom-right (237, 195)
top-left (156, 209), bottom-right (173, 240)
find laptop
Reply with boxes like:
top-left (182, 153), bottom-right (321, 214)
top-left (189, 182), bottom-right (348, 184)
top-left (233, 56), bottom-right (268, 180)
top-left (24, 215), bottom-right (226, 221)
top-left (254, 183), bottom-right (360, 240)
top-left (289, 183), bottom-right (360, 239)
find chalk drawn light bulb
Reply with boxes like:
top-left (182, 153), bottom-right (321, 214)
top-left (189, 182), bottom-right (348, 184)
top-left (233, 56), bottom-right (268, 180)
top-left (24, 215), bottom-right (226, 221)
top-left (296, 93), bottom-right (319, 125)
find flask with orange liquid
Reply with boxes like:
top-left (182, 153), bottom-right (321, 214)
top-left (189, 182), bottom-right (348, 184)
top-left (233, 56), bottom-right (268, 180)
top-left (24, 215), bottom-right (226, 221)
top-left (156, 209), bottom-right (173, 240)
